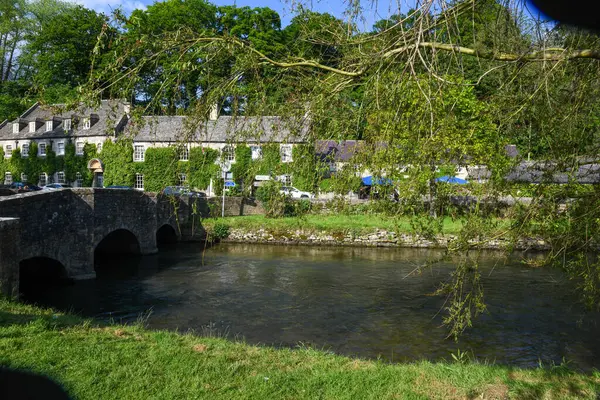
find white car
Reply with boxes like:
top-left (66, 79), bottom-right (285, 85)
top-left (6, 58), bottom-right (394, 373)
top-left (280, 186), bottom-right (314, 199)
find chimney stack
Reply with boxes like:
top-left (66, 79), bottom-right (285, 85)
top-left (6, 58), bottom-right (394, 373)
top-left (209, 103), bottom-right (219, 121)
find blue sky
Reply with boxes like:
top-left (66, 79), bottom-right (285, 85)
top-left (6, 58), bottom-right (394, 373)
top-left (70, 0), bottom-right (413, 31)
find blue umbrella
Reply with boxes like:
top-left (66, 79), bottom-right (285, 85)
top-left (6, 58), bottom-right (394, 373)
top-left (435, 176), bottom-right (468, 184)
top-left (224, 180), bottom-right (236, 187)
top-left (361, 176), bottom-right (394, 186)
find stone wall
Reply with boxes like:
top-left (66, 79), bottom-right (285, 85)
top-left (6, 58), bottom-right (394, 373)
top-left (0, 218), bottom-right (20, 299)
top-left (223, 228), bottom-right (552, 251)
top-left (207, 197), bottom-right (265, 217)
top-left (0, 189), bottom-right (208, 297)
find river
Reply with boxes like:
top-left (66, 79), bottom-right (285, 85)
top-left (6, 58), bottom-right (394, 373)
top-left (23, 243), bottom-right (600, 370)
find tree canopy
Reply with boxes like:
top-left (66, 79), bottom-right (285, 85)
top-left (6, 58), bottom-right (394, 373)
top-left (3, 0), bottom-right (600, 338)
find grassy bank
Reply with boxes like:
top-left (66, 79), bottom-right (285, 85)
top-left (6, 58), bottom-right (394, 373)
top-left (203, 214), bottom-right (468, 235)
top-left (0, 300), bottom-right (598, 399)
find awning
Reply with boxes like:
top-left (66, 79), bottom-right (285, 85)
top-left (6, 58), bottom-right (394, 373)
top-left (361, 176), bottom-right (394, 186)
top-left (435, 176), bottom-right (468, 184)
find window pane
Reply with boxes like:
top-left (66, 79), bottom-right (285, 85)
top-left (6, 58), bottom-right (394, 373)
top-left (135, 174), bottom-right (144, 190)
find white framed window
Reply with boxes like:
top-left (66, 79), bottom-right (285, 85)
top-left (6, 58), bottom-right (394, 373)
top-left (63, 119), bottom-right (71, 131)
top-left (21, 173), bottom-right (27, 183)
top-left (280, 144), bottom-right (293, 163)
top-left (76, 142), bottom-right (84, 155)
top-left (39, 143), bottom-right (47, 156)
top-left (83, 118), bottom-right (91, 130)
top-left (56, 171), bottom-right (66, 184)
top-left (135, 173), bottom-right (144, 190)
top-left (178, 173), bottom-right (187, 186)
top-left (22, 144), bottom-right (29, 157)
top-left (46, 120), bottom-right (53, 132)
top-left (134, 145), bottom-right (145, 162)
top-left (29, 121), bottom-right (36, 132)
top-left (4, 172), bottom-right (12, 185)
top-left (282, 174), bottom-right (292, 186)
top-left (75, 172), bottom-right (83, 188)
top-left (222, 145), bottom-right (235, 162)
top-left (97, 142), bottom-right (102, 153)
top-left (5, 145), bottom-right (12, 157)
top-left (39, 172), bottom-right (47, 186)
top-left (12, 123), bottom-right (19, 133)
top-left (56, 142), bottom-right (65, 156)
top-left (179, 145), bottom-right (189, 161)
top-left (250, 145), bottom-right (262, 160)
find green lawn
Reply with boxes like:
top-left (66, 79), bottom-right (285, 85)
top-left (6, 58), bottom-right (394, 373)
top-left (0, 300), bottom-right (598, 399)
top-left (203, 214), bottom-right (467, 235)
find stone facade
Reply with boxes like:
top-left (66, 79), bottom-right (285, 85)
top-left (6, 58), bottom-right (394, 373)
top-left (0, 218), bottom-right (20, 298)
top-left (0, 189), bottom-right (209, 297)
top-left (206, 197), bottom-right (265, 217)
top-left (223, 228), bottom-right (553, 251)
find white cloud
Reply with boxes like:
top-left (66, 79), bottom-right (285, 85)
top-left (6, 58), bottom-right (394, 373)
top-left (68, 0), bottom-right (147, 14)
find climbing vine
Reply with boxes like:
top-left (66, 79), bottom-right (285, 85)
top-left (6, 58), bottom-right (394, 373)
top-left (142, 147), bottom-right (178, 192)
top-left (187, 147), bottom-right (219, 190)
top-left (100, 138), bottom-right (134, 187)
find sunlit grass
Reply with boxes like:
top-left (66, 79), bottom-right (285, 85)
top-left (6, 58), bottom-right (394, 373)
top-left (204, 214), bottom-right (467, 235)
top-left (0, 300), bottom-right (598, 399)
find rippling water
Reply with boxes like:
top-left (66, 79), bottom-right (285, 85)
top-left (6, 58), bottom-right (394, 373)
top-left (24, 243), bottom-right (600, 370)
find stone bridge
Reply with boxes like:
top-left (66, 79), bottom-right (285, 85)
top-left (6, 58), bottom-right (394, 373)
top-left (0, 189), bottom-right (209, 298)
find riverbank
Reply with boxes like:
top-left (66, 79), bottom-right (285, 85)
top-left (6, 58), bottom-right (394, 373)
top-left (0, 300), bottom-right (598, 399)
top-left (204, 215), bottom-right (551, 250)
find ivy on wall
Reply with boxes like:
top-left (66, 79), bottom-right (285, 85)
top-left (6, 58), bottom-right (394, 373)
top-left (187, 147), bottom-right (219, 190)
top-left (100, 138), bottom-right (134, 187)
top-left (231, 144), bottom-right (254, 194)
top-left (0, 139), bottom-right (333, 194)
top-left (0, 147), bottom-right (5, 179)
top-left (142, 147), bottom-right (178, 192)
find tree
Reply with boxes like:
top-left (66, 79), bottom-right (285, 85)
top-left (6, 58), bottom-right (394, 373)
top-left (85, 0), bottom-right (600, 337)
top-left (25, 5), bottom-right (109, 99)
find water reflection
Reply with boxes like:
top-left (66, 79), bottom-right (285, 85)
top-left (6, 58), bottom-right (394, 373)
top-left (24, 243), bottom-right (600, 370)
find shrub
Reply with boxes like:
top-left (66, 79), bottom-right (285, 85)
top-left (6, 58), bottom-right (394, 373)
top-left (211, 222), bottom-right (230, 240)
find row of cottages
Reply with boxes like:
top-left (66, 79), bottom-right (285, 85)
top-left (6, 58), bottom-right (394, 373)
top-left (316, 140), bottom-right (600, 185)
top-left (0, 100), bottom-right (308, 191)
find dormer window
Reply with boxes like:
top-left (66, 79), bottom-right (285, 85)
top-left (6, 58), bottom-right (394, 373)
top-left (83, 118), bottom-right (91, 130)
top-left (46, 120), bottom-right (53, 132)
top-left (63, 119), bottom-right (71, 131)
top-left (29, 121), bottom-right (36, 132)
top-left (12, 123), bottom-right (19, 133)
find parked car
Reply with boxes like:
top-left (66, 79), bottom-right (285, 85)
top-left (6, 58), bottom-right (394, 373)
top-left (280, 186), bottom-right (314, 199)
top-left (10, 182), bottom-right (42, 192)
top-left (42, 183), bottom-right (72, 190)
top-left (162, 186), bottom-right (206, 198)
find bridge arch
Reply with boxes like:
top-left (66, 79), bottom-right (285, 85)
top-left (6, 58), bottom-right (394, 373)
top-left (94, 229), bottom-right (141, 259)
top-left (19, 257), bottom-right (69, 296)
top-left (156, 223), bottom-right (179, 247)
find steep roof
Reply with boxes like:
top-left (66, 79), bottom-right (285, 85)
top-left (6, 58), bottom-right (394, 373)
top-left (0, 100), bottom-right (128, 140)
top-left (127, 115), bottom-right (309, 144)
